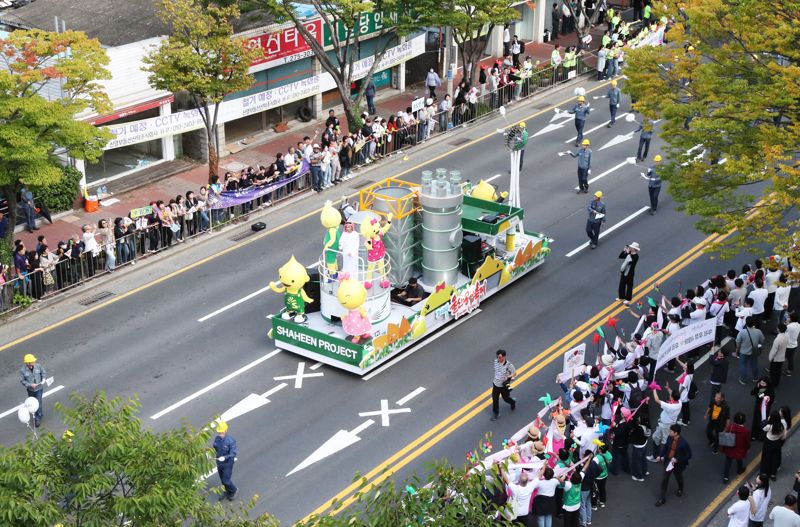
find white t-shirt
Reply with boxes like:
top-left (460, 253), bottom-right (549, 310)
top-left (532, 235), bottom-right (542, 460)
top-left (787, 321), bottom-right (800, 348)
top-left (531, 477), bottom-right (559, 497)
top-left (750, 488), bottom-right (771, 521)
top-left (689, 307), bottom-right (707, 325)
top-left (727, 500), bottom-right (750, 527)
top-left (769, 506), bottom-right (800, 527)
top-left (678, 374), bottom-right (693, 403)
top-left (709, 300), bottom-right (730, 326)
top-left (659, 400), bottom-right (682, 424)
top-left (749, 288), bottom-right (768, 315)
top-left (508, 482), bottom-right (535, 517)
top-left (766, 270), bottom-right (782, 293)
top-left (735, 306), bottom-right (753, 331)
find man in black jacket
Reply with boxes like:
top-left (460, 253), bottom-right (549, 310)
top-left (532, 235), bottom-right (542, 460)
top-left (655, 424), bottom-right (692, 507)
top-left (704, 391), bottom-right (730, 453)
top-left (708, 349), bottom-right (729, 402)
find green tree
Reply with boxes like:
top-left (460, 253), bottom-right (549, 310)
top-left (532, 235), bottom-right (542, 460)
top-left (563, 0), bottom-right (606, 49)
top-left (0, 29), bottom-right (112, 266)
top-left (0, 392), bottom-right (278, 527)
top-left (623, 0), bottom-right (800, 261)
top-left (248, 0), bottom-right (421, 132)
top-left (421, 0), bottom-right (519, 87)
top-left (144, 0), bottom-right (261, 182)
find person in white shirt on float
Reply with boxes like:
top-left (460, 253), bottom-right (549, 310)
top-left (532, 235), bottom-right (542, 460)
top-left (770, 494), bottom-right (800, 527)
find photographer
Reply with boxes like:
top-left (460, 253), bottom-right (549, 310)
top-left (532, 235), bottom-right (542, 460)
top-left (618, 242), bottom-right (640, 304)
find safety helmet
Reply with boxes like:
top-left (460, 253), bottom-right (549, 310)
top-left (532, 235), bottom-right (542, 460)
top-left (610, 80), bottom-right (617, 87)
top-left (62, 430), bottom-right (74, 440)
top-left (519, 121), bottom-right (526, 128)
top-left (594, 191), bottom-right (603, 198)
top-left (577, 95), bottom-right (585, 102)
top-left (216, 421), bottom-right (228, 433)
top-left (582, 139), bottom-right (590, 146)
top-left (23, 354), bottom-right (36, 363)
top-left (654, 154), bottom-right (663, 162)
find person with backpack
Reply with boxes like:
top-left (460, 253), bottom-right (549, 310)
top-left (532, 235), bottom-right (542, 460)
top-left (654, 424), bottom-right (692, 507)
top-left (704, 391), bottom-right (730, 453)
top-left (676, 358), bottom-right (697, 425)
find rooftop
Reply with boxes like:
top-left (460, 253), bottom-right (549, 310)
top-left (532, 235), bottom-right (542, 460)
top-left (0, 0), bottom-right (275, 47)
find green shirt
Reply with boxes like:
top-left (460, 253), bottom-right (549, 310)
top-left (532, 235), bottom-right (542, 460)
top-left (594, 452), bottom-right (612, 479)
top-left (643, 5), bottom-right (651, 19)
top-left (284, 290), bottom-right (305, 313)
top-left (564, 482), bottom-right (582, 507)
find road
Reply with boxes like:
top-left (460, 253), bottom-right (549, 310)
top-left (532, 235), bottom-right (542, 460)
top-left (2, 77), bottom-right (793, 525)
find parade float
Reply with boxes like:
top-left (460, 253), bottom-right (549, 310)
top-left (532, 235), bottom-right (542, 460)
top-left (267, 123), bottom-right (551, 375)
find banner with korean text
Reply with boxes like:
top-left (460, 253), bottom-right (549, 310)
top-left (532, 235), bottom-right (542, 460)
top-left (654, 319), bottom-right (716, 372)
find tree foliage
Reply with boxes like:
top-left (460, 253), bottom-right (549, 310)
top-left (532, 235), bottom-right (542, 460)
top-left (0, 392), bottom-right (278, 527)
top-left (144, 0), bottom-right (261, 182)
top-left (623, 0), bottom-right (800, 261)
top-left (0, 29), bottom-right (112, 265)
top-left (420, 0), bottom-right (519, 87)
top-left (248, 0), bottom-right (423, 132)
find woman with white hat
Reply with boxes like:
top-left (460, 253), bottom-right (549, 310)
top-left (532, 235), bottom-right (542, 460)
top-left (618, 242), bottom-right (640, 303)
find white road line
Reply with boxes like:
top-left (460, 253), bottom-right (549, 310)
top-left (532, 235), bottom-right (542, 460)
top-left (274, 362), bottom-right (324, 388)
top-left (150, 350), bottom-right (280, 420)
top-left (486, 173), bottom-right (503, 183)
top-left (0, 385), bottom-right (65, 420)
top-left (261, 383), bottom-right (288, 398)
top-left (573, 160), bottom-right (630, 190)
top-left (396, 387), bottom-right (426, 406)
top-left (362, 309), bottom-right (482, 381)
top-left (565, 113), bottom-right (630, 143)
top-left (358, 399), bottom-right (412, 427)
top-left (350, 419), bottom-right (375, 435)
top-left (309, 362), bottom-right (323, 370)
top-left (198, 286), bottom-right (272, 322)
top-left (565, 206), bottom-right (650, 257)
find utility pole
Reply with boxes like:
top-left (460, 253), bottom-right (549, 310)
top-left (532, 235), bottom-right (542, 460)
top-left (445, 26), bottom-right (456, 97)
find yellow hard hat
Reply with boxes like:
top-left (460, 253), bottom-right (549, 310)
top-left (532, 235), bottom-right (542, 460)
top-left (610, 80), bottom-right (617, 87)
top-left (216, 421), bottom-right (228, 433)
top-left (518, 121), bottom-right (526, 128)
top-left (582, 139), bottom-right (590, 146)
top-left (62, 430), bottom-right (74, 440)
top-left (23, 354), bottom-right (36, 363)
top-left (594, 191), bottom-right (603, 198)
top-left (654, 154), bottom-right (663, 162)
top-left (577, 95), bottom-right (586, 102)
top-left (687, 45), bottom-right (694, 52)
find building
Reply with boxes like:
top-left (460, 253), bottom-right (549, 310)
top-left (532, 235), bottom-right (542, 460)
top-left (0, 0), bottom-right (425, 190)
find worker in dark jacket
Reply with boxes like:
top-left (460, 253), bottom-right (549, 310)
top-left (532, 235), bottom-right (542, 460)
top-left (655, 424), bottom-right (692, 506)
top-left (213, 421), bottom-right (238, 501)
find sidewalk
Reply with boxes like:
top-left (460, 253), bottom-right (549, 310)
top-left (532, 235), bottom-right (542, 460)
top-left (704, 419), bottom-right (800, 526)
top-left (12, 27), bottom-right (600, 251)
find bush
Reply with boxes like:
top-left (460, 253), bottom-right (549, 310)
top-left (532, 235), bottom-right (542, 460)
top-left (31, 165), bottom-right (82, 213)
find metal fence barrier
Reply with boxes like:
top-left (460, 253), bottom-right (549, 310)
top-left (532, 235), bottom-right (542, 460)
top-left (0, 56), bottom-right (594, 318)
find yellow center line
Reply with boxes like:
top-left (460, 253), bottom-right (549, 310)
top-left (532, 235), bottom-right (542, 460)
top-left (299, 229), bottom-right (729, 522)
top-left (0, 81), bottom-right (616, 354)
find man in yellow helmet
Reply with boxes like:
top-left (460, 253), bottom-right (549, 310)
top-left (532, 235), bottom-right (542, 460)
top-left (586, 190), bottom-right (606, 249)
top-left (568, 139), bottom-right (593, 193)
top-left (19, 353), bottom-right (46, 427)
top-left (213, 421), bottom-right (238, 501)
top-left (644, 154), bottom-right (663, 215)
top-left (604, 80), bottom-right (621, 127)
top-left (566, 96), bottom-right (592, 147)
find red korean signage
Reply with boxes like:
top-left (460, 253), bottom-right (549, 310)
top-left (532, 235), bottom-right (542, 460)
top-left (448, 280), bottom-right (488, 319)
top-left (248, 20), bottom-right (323, 69)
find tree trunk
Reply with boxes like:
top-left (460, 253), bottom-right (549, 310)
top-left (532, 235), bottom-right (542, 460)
top-left (342, 97), bottom-right (363, 134)
top-left (207, 126), bottom-right (219, 183)
top-left (0, 184), bottom-right (19, 268)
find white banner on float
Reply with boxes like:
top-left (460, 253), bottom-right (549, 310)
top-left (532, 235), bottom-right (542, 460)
top-left (101, 34), bottom-right (424, 150)
top-left (654, 318), bottom-right (716, 372)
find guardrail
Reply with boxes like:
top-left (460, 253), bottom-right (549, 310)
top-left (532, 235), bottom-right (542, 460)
top-left (0, 56), bottom-right (595, 318)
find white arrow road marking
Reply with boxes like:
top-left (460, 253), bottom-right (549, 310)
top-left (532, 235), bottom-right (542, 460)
top-left (573, 160), bottom-right (630, 190)
top-left (566, 206), bottom-right (651, 257)
top-left (309, 362), bottom-right (323, 371)
top-left (273, 362), bottom-right (324, 389)
top-left (218, 383), bottom-right (288, 423)
top-left (197, 286), bottom-right (272, 322)
top-left (150, 350), bottom-right (281, 420)
top-left (286, 419), bottom-right (375, 477)
top-left (534, 115), bottom-right (573, 137)
top-left (0, 385), bottom-right (65, 420)
top-left (565, 113), bottom-right (631, 143)
top-left (358, 399), bottom-right (412, 427)
top-left (598, 131), bottom-right (636, 151)
top-left (549, 109), bottom-right (572, 122)
top-left (396, 387), bottom-right (426, 406)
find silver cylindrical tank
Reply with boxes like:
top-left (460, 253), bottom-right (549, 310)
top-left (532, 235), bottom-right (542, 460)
top-left (370, 185), bottom-right (417, 285)
top-left (420, 169), bottom-right (463, 285)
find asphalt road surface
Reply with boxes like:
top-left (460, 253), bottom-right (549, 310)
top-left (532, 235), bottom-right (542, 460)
top-left (2, 77), bottom-right (793, 525)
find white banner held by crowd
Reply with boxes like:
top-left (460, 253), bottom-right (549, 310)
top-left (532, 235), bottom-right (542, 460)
top-left (654, 318), bottom-right (716, 371)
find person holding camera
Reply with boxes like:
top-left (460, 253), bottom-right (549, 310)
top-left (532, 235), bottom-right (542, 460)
top-left (618, 242), bottom-right (640, 303)
top-left (491, 349), bottom-right (517, 421)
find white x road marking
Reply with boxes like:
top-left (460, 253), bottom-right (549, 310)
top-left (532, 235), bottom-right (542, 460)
top-left (358, 399), bottom-right (411, 427)
top-left (273, 362), bottom-right (324, 389)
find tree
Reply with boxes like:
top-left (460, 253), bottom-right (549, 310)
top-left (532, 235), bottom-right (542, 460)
top-left (0, 392), bottom-right (278, 526)
top-left (248, 0), bottom-right (421, 132)
top-left (0, 29), bottom-right (112, 266)
top-left (144, 0), bottom-right (261, 183)
top-left (563, 0), bottom-right (607, 50)
top-left (623, 0), bottom-right (800, 261)
top-left (423, 0), bottom-right (519, 87)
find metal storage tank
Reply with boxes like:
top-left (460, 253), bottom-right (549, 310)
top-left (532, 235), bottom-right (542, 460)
top-left (420, 169), bottom-right (463, 285)
top-left (370, 185), bottom-right (418, 285)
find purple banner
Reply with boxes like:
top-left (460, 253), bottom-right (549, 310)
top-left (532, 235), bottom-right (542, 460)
top-left (209, 160), bottom-right (310, 210)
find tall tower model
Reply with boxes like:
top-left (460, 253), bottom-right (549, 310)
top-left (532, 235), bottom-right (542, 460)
top-left (420, 168), bottom-right (464, 286)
